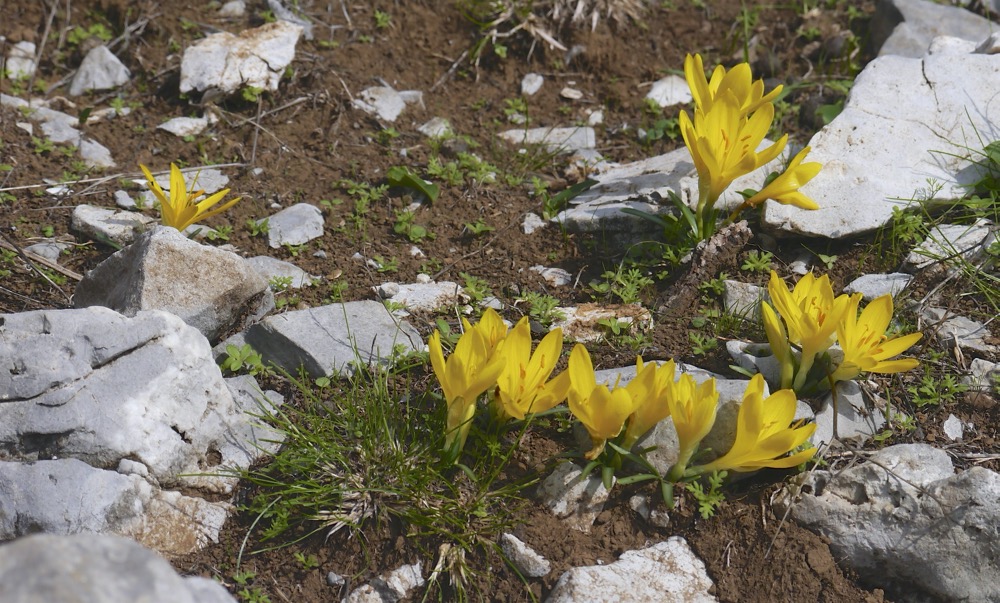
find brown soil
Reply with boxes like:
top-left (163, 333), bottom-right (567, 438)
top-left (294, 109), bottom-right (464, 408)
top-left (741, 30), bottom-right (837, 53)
top-left (1, 1), bottom-right (997, 602)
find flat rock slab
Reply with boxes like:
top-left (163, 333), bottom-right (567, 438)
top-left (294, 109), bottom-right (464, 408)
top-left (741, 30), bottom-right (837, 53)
top-left (0, 533), bottom-right (237, 603)
top-left (244, 300), bottom-right (423, 378)
top-left (763, 49), bottom-right (1000, 237)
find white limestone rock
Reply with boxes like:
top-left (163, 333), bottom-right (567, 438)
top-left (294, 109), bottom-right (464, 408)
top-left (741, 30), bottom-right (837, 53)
top-left (550, 303), bottom-right (653, 343)
top-left (500, 533), bottom-right (551, 578)
top-left (783, 444), bottom-right (1000, 602)
top-left (645, 74), bottom-right (692, 108)
top-left (70, 204), bottom-right (157, 247)
top-left (547, 537), bottom-right (716, 603)
top-left (69, 45), bottom-right (131, 96)
top-left (521, 72), bottom-right (544, 96)
top-left (763, 51), bottom-right (1000, 237)
top-left (180, 21), bottom-right (303, 96)
top-left (842, 272), bottom-right (913, 300)
top-left (74, 226), bottom-right (274, 343)
top-left (498, 126), bottom-right (596, 153)
top-left (246, 255), bottom-right (315, 288)
top-left (537, 462), bottom-right (610, 533)
top-left (5, 41), bottom-right (37, 79)
top-left (904, 219), bottom-right (995, 271)
top-left (871, 0), bottom-right (997, 58)
top-left (263, 203), bottom-right (325, 248)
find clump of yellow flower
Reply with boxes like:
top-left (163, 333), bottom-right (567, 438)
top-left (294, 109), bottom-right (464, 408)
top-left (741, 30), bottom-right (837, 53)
top-left (140, 163), bottom-right (242, 232)
top-left (762, 270), bottom-right (923, 395)
top-left (679, 54), bottom-right (822, 239)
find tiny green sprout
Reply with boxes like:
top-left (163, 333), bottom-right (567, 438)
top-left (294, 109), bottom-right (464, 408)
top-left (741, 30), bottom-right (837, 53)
top-left (520, 291), bottom-right (565, 327)
top-left (686, 471), bottom-right (728, 519)
top-left (32, 137), bottom-right (54, 155)
top-left (740, 250), bottom-right (774, 273)
top-left (242, 86), bottom-right (265, 103)
top-left (205, 225), bottom-right (232, 242)
top-left (269, 276), bottom-right (294, 292)
top-left (246, 218), bottom-right (269, 237)
top-left (293, 552), bottom-right (320, 571)
top-left (494, 43), bottom-right (508, 59)
top-left (463, 218), bottom-right (494, 236)
top-left (460, 272), bottom-right (492, 303)
top-left (373, 255), bottom-right (398, 273)
top-left (374, 9), bottom-right (391, 29)
top-left (284, 243), bottom-right (307, 257)
top-left (393, 209), bottom-right (432, 243)
top-left (219, 344), bottom-right (267, 376)
top-left (689, 331), bottom-right (718, 356)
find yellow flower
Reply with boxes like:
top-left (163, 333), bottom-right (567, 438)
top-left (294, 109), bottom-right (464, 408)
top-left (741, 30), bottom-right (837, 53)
top-left (684, 53), bottom-right (782, 116)
top-left (767, 270), bottom-right (852, 391)
top-left (831, 294), bottom-right (923, 382)
top-left (620, 358), bottom-right (675, 451)
top-left (761, 302), bottom-right (795, 390)
top-left (693, 374), bottom-right (817, 474)
top-left (566, 344), bottom-right (636, 459)
top-left (469, 307), bottom-right (508, 354)
top-left (680, 91), bottom-right (787, 207)
top-left (140, 163), bottom-right (241, 231)
top-left (429, 325), bottom-right (505, 457)
top-left (493, 318), bottom-right (569, 421)
top-left (743, 146), bottom-right (821, 210)
top-left (664, 372), bottom-right (719, 481)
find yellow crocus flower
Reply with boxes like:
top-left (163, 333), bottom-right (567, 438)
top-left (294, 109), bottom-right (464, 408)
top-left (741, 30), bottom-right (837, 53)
top-left (566, 344), bottom-right (636, 459)
top-left (767, 271), bottom-right (852, 391)
top-left (664, 372), bottom-right (719, 481)
top-left (140, 163), bottom-right (241, 232)
top-left (468, 307), bottom-right (508, 354)
top-left (429, 325), bottom-right (506, 457)
top-left (831, 294), bottom-right (923, 382)
top-left (684, 53), bottom-right (782, 116)
top-left (493, 318), bottom-right (569, 421)
top-left (692, 374), bottom-right (816, 474)
top-left (742, 146), bottom-right (821, 211)
top-left (761, 302), bottom-right (795, 390)
top-left (620, 358), bottom-right (675, 451)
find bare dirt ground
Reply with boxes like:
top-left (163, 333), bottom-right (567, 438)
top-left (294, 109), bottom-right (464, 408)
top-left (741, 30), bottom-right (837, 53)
top-left (2, 1), bottom-right (998, 601)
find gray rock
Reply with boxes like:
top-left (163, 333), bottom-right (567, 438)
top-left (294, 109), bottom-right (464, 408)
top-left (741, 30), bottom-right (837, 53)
top-left (942, 413), bottom-right (964, 440)
top-left (345, 562), bottom-right (423, 603)
top-left (180, 21), bottom-right (303, 95)
top-left (375, 280), bottom-right (465, 313)
top-left (842, 272), bottom-right (913, 300)
top-left (645, 74), bottom-right (692, 107)
top-left (74, 226), bottom-right (274, 343)
top-left (5, 41), bottom-right (37, 79)
top-left (531, 265), bottom-right (573, 287)
top-left (812, 379), bottom-right (887, 446)
top-left (352, 87), bottom-right (422, 124)
top-left (79, 137), bottom-right (115, 168)
top-left (904, 219), bottom-right (995, 271)
top-left (264, 203), bottom-right (324, 248)
top-left (722, 279), bottom-right (766, 321)
top-left (246, 255), bottom-right (314, 288)
top-left (784, 444), bottom-right (1000, 602)
top-left (157, 115), bottom-right (214, 137)
top-left (143, 165), bottom-right (230, 196)
top-left (521, 72), bottom-right (544, 96)
top-left (763, 50), bottom-right (1000, 237)
top-left (500, 533), bottom-right (551, 578)
top-left (919, 306), bottom-right (998, 355)
top-left (522, 212), bottom-right (547, 234)
top-left (69, 45), bottom-right (131, 96)
top-left (23, 240), bottom-right (69, 262)
top-left (243, 300), bottom-right (422, 378)
top-left (963, 358), bottom-right (999, 391)
top-left (537, 462), bottom-right (610, 533)
top-left (114, 190), bottom-right (136, 209)
top-left (417, 117), bottom-right (452, 138)
top-left (218, 0), bottom-right (246, 17)
top-left (871, 0), bottom-right (997, 58)
top-left (547, 537), bottom-right (716, 603)
top-left (0, 533), bottom-right (238, 603)
top-left (498, 126), bottom-right (596, 153)
top-left (70, 204), bottom-right (156, 247)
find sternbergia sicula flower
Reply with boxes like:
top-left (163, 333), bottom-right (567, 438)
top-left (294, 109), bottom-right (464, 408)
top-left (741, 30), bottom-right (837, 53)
top-left (566, 344), bottom-right (636, 460)
top-left (740, 146), bottom-right (821, 211)
top-left (472, 307), bottom-right (508, 354)
top-left (689, 374), bottom-right (817, 475)
top-left (620, 358), bottom-right (676, 451)
top-left (766, 270), bottom-right (852, 391)
top-left (831, 293), bottom-right (923, 382)
top-left (492, 317), bottom-right (569, 421)
top-left (684, 53), bottom-right (782, 117)
top-left (664, 372), bottom-right (719, 482)
top-left (429, 322), bottom-right (506, 458)
top-left (140, 163), bottom-right (241, 232)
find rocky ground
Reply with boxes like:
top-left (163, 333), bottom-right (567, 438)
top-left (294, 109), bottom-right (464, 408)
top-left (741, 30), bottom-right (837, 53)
top-left (2, 0), bottom-right (999, 601)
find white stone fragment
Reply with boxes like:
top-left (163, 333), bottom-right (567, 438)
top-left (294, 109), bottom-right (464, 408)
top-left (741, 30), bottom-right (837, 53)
top-left (560, 86), bottom-right (583, 100)
top-left (158, 116), bottom-right (213, 137)
top-left (498, 126), bottom-right (596, 153)
top-left (942, 414), bottom-right (964, 441)
top-left (646, 75), bottom-right (692, 107)
top-left (522, 212), bottom-right (547, 234)
top-left (530, 265), bottom-right (572, 287)
top-left (521, 73), bottom-right (544, 96)
top-left (180, 21), bottom-right (303, 95)
top-left (537, 462), bottom-right (610, 533)
top-left (417, 117), bottom-right (451, 138)
top-left (842, 273), bottom-right (913, 300)
top-left (5, 41), bottom-right (37, 79)
top-left (69, 45), bottom-right (131, 96)
top-left (500, 533), bottom-right (551, 578)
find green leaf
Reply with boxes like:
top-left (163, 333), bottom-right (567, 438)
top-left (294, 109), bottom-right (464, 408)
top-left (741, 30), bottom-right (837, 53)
top-left (387, 166), bottom-right (440, 203)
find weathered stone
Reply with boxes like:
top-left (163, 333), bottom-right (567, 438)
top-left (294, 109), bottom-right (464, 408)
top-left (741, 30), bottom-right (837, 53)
top-left (69, 45), bottom-right (131, 96)
top-left (500, 533), bottom-right (551, 578)
top-left (547, 537), bottom-right (716, 603)
top-left (180, 21), bottom-right (303, 95)
top-left (871, 0), bottom-right (997, 58)
top-left (74, 226), bottom-right (273, 343)
top-left (842, 273), bottom-right (913, 300)
top-left (0, 533), bottom-right (238, 603)
top-left (70, 204), bottom-right (156, 247)
top-left (498, 126), bottom-right (596, 153)
top-left (537, 462), bottom-right (610, 533)
top-left (263, 203), bottom-right (325, 248)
